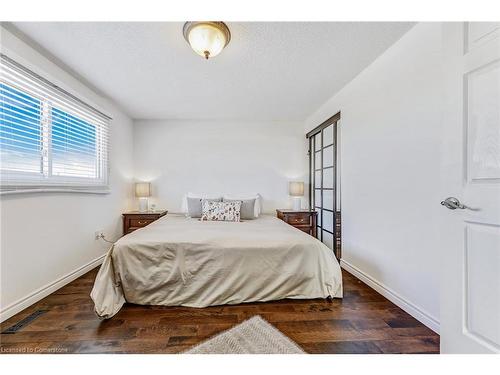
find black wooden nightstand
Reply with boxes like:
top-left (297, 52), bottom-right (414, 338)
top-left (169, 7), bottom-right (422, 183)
top-left (276, 209), bottom-right (317, 237)
top-left (122, 210), bottom-right (167, 235)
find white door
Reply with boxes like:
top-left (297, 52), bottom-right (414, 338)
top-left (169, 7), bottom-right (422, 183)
top-left (441, 22), bottom-right (500, 353)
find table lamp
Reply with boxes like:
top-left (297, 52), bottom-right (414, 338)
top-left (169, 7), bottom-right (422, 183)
top-left (289, 181), bottom-right (304, 211)
top-left (135, 182), bottom-right (151, 212)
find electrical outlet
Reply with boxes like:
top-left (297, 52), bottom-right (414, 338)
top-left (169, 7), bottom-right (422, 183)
top-left (94, 230), bottom-right (104, 240)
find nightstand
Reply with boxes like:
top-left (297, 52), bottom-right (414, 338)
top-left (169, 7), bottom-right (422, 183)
top-left (122, 210), bottom-right (167, 235)
top-left (276, 209), bottom-right (317, 237)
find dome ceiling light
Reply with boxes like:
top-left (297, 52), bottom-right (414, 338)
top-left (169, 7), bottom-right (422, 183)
top-left (183, 21), bottom-right (231, 60)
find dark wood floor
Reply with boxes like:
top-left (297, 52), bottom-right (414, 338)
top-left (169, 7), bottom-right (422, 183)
top-left (0, 268), bottom-right (439, 354)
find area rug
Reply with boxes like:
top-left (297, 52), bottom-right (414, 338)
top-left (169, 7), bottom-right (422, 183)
top-left (184, 315), bottom-right (305, 354)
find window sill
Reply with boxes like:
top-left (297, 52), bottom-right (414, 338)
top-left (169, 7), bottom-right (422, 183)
top-left (0, 188), bottom-right (111, 196)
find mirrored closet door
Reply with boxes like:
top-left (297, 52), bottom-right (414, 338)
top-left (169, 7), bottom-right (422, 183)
top-left (307, 112), bottom-right (340, 260)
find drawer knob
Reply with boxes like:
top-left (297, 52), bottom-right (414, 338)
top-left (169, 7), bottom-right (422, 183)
top-left (138, 220), bottom-right (147, 225)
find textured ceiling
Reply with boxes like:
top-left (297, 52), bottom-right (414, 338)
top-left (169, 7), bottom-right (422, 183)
top-left (9, 22), bottom-right (414, 121)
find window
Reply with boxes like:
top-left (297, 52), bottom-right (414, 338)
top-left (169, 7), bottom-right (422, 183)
top-left (0, 55), bottom-right (110, 193)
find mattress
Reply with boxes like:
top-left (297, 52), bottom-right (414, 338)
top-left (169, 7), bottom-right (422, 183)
top-left (91, 214), bottom-right (343, 319)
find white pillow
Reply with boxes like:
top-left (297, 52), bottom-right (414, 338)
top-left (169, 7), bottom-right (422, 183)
top-left (181, 192), bottom-right (222, 213)
top-left (223, 194), bottom-right (261, 218)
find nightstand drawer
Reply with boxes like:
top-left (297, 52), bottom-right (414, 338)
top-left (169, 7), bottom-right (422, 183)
top-left (286, 214), bottom-right (310, 225)
top-left (122, 210), bottom-right (168, 235)
top-left (276, 209), bottom-right (317, 238)
top-left (129, 218), bottom-right (154, 227)
top-left (296, 226), bottom-right (312, 234)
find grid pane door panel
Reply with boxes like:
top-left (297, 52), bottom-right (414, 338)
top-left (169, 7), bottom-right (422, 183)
top-left (323, 210), bottom-right (334, 232)
top-left (311, 123), bottom-right (337, 253)
top-left (323, 168), bottom-right (334, 188)
top-left (323, 146), bottom-right (334, 167)
top-left (323, 189), bottom-right (334, 211)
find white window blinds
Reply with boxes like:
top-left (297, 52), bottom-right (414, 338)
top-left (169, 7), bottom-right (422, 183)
top-left (0, 54), bottom-right (111, 193)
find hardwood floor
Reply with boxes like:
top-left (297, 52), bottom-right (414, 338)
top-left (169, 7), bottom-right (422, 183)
top-left (0, 268), bottom-right (439, 354)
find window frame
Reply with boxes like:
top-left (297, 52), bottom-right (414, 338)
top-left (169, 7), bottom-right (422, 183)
top-left (0, 54), bottom-right (111, 194)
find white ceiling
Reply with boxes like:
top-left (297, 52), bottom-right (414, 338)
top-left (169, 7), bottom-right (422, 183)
top-left (10, 22), bottom-right (414, 121)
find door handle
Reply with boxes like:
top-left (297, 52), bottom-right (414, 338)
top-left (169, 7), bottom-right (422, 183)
top-left (441, 197), bottom-right (466, 210)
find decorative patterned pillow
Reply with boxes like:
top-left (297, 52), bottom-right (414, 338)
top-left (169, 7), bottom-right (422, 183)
top-left (187, 198), bottom-right (221, 218)
top-left (201, 200), bottom-right (242, 222)
top-left (223, 198), bottom-right (256, 220)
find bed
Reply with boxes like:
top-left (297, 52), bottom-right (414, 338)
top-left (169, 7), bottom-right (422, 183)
top-left (91, 214), bottom-right (343, 319)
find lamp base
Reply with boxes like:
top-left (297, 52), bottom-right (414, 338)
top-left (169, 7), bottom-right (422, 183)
top-left (139, 197), bottom-right (149, 212)
top-left (292, 197), bottom-right (302, 211)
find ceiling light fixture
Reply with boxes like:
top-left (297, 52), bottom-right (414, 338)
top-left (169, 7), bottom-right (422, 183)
top-left (183, 21), bottom-right (231, 60)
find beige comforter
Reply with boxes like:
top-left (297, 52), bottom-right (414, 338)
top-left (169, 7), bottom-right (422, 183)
top-left (91, 214), bottom-right (342, 319)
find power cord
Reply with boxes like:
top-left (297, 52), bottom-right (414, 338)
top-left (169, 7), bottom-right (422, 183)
top-left (97, 233), bottom-right (116, 244)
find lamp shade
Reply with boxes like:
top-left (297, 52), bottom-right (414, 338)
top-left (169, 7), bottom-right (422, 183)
top-left (289, 181), bottom-right (304, 197)
top-left (135, 182), bottom-right (151, 198)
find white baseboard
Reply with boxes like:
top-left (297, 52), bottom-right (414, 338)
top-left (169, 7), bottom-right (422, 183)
top-left (340, 259), bottom-right (440, 333)
top-left (0, 254), bottom-right (105, 323)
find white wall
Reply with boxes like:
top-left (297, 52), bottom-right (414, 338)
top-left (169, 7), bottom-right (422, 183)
top-left (305, 23), bottom-right (442, 332)
top-left (133, 120), bottom-right (307, 213)
top-left (0, 27), bottom-right (134, 321)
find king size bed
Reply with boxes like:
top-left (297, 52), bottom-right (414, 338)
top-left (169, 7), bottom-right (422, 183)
top-left (91, 213), bottom-right (343, 319)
